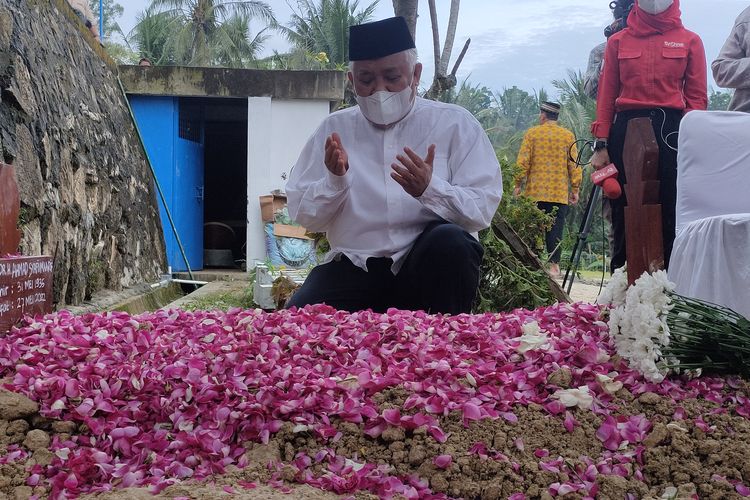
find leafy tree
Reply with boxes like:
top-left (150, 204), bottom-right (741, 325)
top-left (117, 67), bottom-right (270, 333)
top-left (88, 0), bottom-right (124, 40)
top-left (126, 5), bottom-right (176, 65)
top-left (210, 14), bottom-right (270, 68)
top-left (708, 88), bottom-right (732, 111)
top-left (496, 86), bottom-right (543, 132)
top-left (281, 0), bottom-right (379, 69)
top-left (88, 0), bottom-right (138, 63)
top-left (439, 79), bottom-right (493, 119)
top-left (553, 70), bottom-right (596, 143)
top-left (130, 0), bottom-right (276, 67)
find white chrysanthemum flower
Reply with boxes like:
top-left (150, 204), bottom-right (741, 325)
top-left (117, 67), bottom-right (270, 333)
top-left (606, 270), bottom-right (674, 382)
top-left (597, 267), bottom-right (628, 306)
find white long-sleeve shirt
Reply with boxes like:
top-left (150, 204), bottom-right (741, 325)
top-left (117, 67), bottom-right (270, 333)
top-left (712, 6), bottom-right (750, 112)
top-left (286, 97), bottom-right (502, 274)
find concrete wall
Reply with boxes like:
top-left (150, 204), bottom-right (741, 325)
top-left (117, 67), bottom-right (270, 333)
top-left (120, 66), bottom-right (346, 101)
top-left (0, 0), bottom-right (166, 305)
top-left (118, 62), bottom-right (346, 268)
top-left (246, 98), bottom-right (330, 263)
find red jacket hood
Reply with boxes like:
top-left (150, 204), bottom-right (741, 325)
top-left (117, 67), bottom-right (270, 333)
top-left (628, 0), bottom-right (683, 36)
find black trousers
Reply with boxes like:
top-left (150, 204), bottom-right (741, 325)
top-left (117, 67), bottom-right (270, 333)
top-left (607, 108), bottom-right (682, 273)
top-left (286, 221), bottom-right (484, 314)
top-left (537, 202), bottom-right (568, 264)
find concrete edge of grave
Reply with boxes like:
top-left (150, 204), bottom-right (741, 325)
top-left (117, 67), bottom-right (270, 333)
top-left (61, 283), bottom-right (158, 316)
top-left (162, 279), bottom-right (251, 311)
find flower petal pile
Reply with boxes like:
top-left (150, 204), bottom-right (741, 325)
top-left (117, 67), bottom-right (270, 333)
top-left (1, 303), bottom-right (749, 498)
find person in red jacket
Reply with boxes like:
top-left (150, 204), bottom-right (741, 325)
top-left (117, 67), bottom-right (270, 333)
top-left (590, 0), bottom-right (707, 273)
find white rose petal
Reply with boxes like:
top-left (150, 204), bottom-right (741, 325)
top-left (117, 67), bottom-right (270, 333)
top-left (522, 321), bottom-right (541, 336)
top-left (552, 386), bottom-right (594, 410)
top-left (517, 334), bottom-right (550, 354)
top-left (595, 373), bottom-right (623, 395)
top-left (344, 459), bottom-right (366, 472)
top-left (517, 322), bottom-right (550, 354)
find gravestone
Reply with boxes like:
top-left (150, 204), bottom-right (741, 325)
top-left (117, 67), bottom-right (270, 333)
top-left (622, 118), bottom-right (663, 285)
top-left (0, 163), bottom-right (53, 333)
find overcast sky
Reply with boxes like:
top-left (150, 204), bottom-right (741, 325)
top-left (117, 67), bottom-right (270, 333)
top-left (117, 0), bottom-right (746, 96)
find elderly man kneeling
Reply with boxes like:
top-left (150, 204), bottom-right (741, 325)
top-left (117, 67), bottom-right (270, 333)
top-left (285, 17), bottom-right (502, 315)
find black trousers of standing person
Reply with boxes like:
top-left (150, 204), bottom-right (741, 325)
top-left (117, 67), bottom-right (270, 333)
top-left (607, 108), bottom-right (682, 273)
top-left (285, 221), bottom-right (484, 315)
top-left (536, 202), bottom-right (568, 264)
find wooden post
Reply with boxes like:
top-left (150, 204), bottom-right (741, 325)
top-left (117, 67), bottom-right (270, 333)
top-left (0, 163), bottom-right (22, 256)
top-left (622, 118), bottom-right (663, 285)
top-left (0, 163), bottom-right (54, 333)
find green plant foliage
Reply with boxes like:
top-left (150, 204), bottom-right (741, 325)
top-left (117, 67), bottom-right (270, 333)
top-left (183, 278), bottom-right (256, 312)
top-left (497, 157), bottom-right (553, 254)
top-left (281, 0), bottom-right (379, 69)
top-left (127, 0), bottom-right (275, 67)
top-left (473, 157), bottom-right (558, 313)
top-left (473, 227), bottom-right (557, 313)
top-left (182, 290), bottom-right (254, 311)
top-left (708, 88), bottom-right (732, 111)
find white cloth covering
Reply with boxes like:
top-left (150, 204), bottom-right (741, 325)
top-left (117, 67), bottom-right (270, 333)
top-left (286, 97), bottom-right (503, 274)
top-left (669, 111), bottom-right (750, 319)
top-left (669, 215), bottom-right (750, 318)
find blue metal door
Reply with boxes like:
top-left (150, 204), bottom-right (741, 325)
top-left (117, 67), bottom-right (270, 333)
top-left (129, 96), bottom-right (204, 272)
top-left (174, 99), bottom-right (204, 270)
top-left (129, 96), bottom-right (178, 270)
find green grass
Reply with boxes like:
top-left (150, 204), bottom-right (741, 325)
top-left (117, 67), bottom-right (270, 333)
top-left (183, 289), bottom-right (254, 312)
top-left (574, 269), bottom-right (609, 282)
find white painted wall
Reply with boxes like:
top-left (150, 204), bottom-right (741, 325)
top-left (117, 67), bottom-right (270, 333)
top-left (246, 98), bottom-right (330, 266)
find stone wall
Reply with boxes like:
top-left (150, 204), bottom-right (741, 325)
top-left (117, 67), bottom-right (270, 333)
top-left (0, 0), bottom-right (166, 306)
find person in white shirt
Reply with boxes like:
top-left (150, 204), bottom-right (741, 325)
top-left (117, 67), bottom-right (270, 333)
top-left (285, 16), bottom-right (503, 314)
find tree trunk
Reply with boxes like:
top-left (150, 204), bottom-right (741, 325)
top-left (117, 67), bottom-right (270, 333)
top-left (427, 0), bottom-right (440, 81)
top-left (423, 0), bottom-right (465, 100)
top-left (439, 0), bottom-right (460, 75)
top-left (392, 0), bottom-right (419, 40)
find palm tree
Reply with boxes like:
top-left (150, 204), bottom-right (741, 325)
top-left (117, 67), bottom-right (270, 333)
top-left (131, 0), bottom-right (276, 67)
top-left (439, 79), bottom-right (490, 114)
top-left (127, 5), bottom-right (176, 65)
top-left (211, 14), bottom-right (270, 68)
top-left (553, 70), bottom-right (597, 142)
top-left (282, 0), bottom-right (379, 69)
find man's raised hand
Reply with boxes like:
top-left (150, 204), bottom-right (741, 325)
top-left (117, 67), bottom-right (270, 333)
top-left (324, 133), bottom-right (349, 176)
top-left (391, 144), bottom-right (436, 197)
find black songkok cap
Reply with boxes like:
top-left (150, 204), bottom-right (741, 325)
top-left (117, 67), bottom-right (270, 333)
top-left (540, 101), bottom-right (562, 114)
top-left (349, 17), bottom-right (416, 61)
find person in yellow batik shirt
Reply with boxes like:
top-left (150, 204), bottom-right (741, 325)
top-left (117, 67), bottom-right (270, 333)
top-left (514, 101), bottom-right (582, 277)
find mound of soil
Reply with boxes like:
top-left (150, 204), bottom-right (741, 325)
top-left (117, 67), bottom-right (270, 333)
top-left (2, 304), bottom-right (750, 499)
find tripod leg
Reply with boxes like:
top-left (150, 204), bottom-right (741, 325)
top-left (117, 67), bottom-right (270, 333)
top-left (563, 185), bottom-right (602, 294)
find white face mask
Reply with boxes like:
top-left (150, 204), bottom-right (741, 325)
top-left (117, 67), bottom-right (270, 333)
top-left (356, 85), bottom-right (415, 126)
top-left (638, 0), bottom-right (673, 14)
